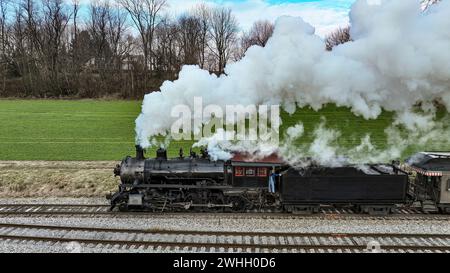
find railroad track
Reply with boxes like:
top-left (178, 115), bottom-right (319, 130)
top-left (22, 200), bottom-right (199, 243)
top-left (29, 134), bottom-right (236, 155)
top-left (0, 222), bottom-right (449, 253)
top-left (0, 204), bottom-right (112, 215)
top-left (0, 204), bottom-right (449, 220)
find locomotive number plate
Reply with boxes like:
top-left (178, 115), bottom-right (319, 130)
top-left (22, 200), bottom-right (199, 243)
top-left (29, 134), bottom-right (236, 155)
top-left (128, 194), bottom-right (143, 206)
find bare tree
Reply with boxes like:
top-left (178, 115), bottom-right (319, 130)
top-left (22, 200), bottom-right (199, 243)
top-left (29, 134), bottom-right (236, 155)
top-left (422, 0), bottom-right (441, 10)
top-left (209, 7), bottom-right (238, 74)
top-left (241, 20), bottom-right (274, 51)
top-left (10, 5), bottom-right (27, 79)
top-left (177, 14), bottom-right (201, 65)
top-left (119, 0), bottom-right (167, 72)
top-left (70, 0), bottom-right (80, 66)
top-left (0, 0), bottom-right (8, 56)
top-left (19, 0), bottom-right (45, 95)
top-left (0, 0), bottom-right (9, 94)
top-left (89, 1), bottom-right (109, 66)
top-left (193, 3), bottom-right (210, 69)
top-left (85, 0), bottom-right (131, 97)
top-left (41, 0), bottom-right (71, 84)
top-left (107, 2), bottom-right (128, 69)
top-left (154, 16), bottom-right (179, 76)
top-left (325, 26), bottom-right (351, 51)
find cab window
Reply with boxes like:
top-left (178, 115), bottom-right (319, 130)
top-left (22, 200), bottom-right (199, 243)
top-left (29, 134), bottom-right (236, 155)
top-left (245, 168), bottom-right (256, 177)
top-left (257, 168), bottom-right (268, 177)
top-left (235, 167), bottom-right (244, 177)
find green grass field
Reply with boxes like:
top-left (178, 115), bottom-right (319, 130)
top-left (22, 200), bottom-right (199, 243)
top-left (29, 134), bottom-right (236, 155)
top-left (0, 100), bottom-right (447, 161)
top-left (0, 100), bottom-right (141, 161)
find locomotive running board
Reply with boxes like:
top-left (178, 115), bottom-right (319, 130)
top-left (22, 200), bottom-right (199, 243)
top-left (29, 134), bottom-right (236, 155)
top-left (120, 184), bottom-right (231, 190)
top-left (171, 202), bottom-right (234, 210)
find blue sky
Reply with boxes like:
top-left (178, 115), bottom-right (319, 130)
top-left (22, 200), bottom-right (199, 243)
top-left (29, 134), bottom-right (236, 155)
top-left (267, 0), bottom-right (353, 8)
top-left (166, 0), bottom-right (356, 36)
top-left (77, 0), bottom-right (356, 37)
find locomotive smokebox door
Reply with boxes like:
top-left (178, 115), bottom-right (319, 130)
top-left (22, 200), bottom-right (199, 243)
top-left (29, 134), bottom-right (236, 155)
top-left (128, 194), bottom-right (143, 206)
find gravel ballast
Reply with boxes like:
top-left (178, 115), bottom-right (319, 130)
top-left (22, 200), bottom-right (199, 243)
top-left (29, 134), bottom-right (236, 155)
top-left (1, 198), bottom-right (450, 253)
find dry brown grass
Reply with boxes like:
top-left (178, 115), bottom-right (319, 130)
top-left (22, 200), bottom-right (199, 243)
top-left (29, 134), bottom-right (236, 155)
top-left (0, 161), bottom-right (120, 197)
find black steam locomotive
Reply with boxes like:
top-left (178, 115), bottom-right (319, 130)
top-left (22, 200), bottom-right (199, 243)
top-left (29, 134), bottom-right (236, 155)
top-left (107, 146), bottom-right (450, 215)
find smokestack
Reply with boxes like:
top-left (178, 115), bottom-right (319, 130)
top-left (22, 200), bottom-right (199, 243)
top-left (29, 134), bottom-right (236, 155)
top-left (136, 145), bottom-right (145, 160)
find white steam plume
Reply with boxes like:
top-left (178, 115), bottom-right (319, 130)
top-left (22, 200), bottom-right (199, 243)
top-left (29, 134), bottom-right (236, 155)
top-left (136, 0), bottom-right (450, 162)
top-left (275, 114), bottom-right (450, 167)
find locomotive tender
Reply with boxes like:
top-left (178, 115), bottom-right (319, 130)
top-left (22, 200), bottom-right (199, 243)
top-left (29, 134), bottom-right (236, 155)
top-left (108, 146), bottom-right (450, 215)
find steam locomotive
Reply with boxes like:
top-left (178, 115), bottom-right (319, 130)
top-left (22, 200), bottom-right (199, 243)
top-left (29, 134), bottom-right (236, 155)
top-left (107, 146), bottom-right (450, 215)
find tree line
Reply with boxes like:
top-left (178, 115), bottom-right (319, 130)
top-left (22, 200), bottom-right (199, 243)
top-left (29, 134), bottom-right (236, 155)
top-left (0, 0), bottom-right (274, 98)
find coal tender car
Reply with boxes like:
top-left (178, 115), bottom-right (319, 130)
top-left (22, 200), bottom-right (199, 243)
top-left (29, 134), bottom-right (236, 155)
top-left (108, 146), bottom-right (450, 215)
top-left (281, 166), bottom-right (408, 215)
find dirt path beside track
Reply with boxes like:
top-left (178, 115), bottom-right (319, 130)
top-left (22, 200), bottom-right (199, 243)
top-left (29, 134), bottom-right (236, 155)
top-left (0, 161), bottom-right (119, 197)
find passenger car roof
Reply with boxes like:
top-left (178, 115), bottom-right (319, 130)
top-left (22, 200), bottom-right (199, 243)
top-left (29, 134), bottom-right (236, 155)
top-left (406, 152), bottom-right (450, 172)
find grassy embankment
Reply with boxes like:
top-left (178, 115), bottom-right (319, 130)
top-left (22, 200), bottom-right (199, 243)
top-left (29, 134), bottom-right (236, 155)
top-left (0, 100), bottom-right (404, 161)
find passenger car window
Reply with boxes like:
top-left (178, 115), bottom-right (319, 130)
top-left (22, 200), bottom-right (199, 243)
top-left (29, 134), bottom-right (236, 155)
top-left (447, 179), bottom-right (450, 191)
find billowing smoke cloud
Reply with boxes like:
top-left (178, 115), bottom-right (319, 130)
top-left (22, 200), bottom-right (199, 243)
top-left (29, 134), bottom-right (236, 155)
top-left (280, 115), bottom-right (450, 166)
top-left (136, 0), bottom-right (450, 164)
top-left (193, 128), bottom-right (282, 162)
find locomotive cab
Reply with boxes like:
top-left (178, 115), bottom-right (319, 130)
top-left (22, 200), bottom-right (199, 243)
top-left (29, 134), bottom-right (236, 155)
top-left (230, 154), bottom-right (285, 189)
